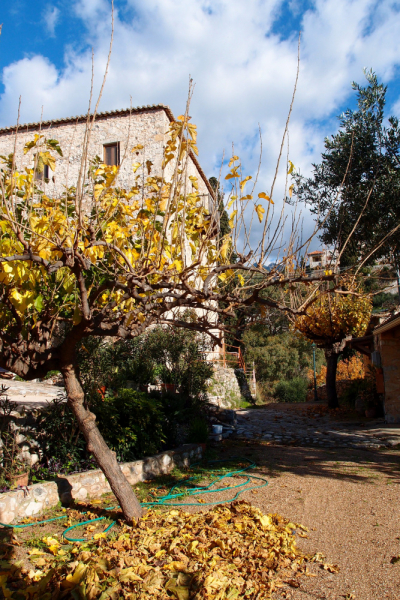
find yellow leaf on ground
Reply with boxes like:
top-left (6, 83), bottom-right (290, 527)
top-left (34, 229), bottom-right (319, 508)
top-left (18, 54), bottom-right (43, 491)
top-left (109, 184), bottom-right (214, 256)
top-left (119, 567), bottom-right (143, 582)
top-left (62, 563), bottom-right (88, 588)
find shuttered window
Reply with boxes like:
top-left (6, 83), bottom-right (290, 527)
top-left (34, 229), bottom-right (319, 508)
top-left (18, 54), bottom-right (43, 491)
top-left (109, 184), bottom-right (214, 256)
top-left (34, 164), bottom-right (49, 181)
top-left (103, 142), bottom-right (120, 166)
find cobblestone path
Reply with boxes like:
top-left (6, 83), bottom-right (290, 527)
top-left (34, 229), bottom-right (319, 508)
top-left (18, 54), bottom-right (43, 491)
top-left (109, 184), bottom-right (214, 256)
top-left (233, 403), bottom-right (400, 450)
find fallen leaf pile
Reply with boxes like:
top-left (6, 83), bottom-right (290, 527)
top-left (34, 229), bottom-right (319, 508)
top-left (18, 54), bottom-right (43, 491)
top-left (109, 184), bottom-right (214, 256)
top-left (0, 500), bottom-right (320, 599)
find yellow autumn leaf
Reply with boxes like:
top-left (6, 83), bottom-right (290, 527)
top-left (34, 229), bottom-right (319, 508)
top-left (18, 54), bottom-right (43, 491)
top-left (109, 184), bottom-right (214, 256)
top-left (164, 561), bottom-right (187, 571)
top-left (189, 175), bottom-right (198, 190)
top-left (159, 198), bottom-right (168, 211)
top-left (188, 540), bottom-right (199, 552)
top-left (228, 210), bottom-right (237, 229)
top-left (42, 536), bottom-right (59, 547)
top-left (228, 155), bottom-right (239, 167)
top-left (240, 175), bottom-right (252, 191)
top-left (28, 549), bottom-right (46, 556)
top-left (287, 160), bottom-right (295, 175)
top-left (255, 204), bottom-right (265, 223)
top-left (62, 563), bottom-right (88, 588)
top-left (119, 567), bottom-right (143, 582)
top-left (258, 192), bottom-right (274, 204)
top-left (220, 237), bottom-right (230, 261)
top-left (27, 570), bottom-right (45, 582)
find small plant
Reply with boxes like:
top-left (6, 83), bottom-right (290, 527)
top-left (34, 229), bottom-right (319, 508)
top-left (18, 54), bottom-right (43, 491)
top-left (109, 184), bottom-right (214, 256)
top-left (30, 456), bottom-right (98, 483)
top-left (274, 377), bottom-right (308, 403)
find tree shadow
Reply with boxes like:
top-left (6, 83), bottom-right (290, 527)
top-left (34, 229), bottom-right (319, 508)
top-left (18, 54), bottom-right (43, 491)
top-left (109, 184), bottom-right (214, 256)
top-left (219, 439), bottom-right (400, 484)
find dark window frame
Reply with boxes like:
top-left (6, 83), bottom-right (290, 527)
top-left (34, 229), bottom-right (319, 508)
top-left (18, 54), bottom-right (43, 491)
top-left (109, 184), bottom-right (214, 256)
top-left (34, 163), bottom-right (50, 181)
top-left (103, 142), bottom-right (120, 166)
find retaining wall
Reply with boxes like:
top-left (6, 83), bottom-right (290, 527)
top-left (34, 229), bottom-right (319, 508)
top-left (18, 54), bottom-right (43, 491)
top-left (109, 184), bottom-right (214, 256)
top-left (0, 443), bottom-right (202, 525)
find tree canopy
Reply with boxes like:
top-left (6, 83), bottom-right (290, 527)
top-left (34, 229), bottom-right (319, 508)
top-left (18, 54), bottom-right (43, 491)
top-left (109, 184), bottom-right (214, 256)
top-left (294, 282), bottom-right (372, 407)
top-left (293, 69), bottom-right (400, 270)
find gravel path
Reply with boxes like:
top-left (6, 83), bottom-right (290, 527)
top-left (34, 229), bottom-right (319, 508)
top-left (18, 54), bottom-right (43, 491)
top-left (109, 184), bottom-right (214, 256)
top-left (216, 437), bottom-right (400, 600)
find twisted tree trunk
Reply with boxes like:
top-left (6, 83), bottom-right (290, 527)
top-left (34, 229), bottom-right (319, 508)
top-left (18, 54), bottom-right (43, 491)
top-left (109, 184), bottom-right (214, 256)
top-left (324, 348), bottom-right (339, 409)
top-left (61, 362), bottom-right (142, 524)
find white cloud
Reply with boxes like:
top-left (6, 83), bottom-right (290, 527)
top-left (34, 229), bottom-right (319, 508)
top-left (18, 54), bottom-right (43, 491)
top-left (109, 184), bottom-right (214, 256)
top-left (1, 0), bottom-right (400, 252)
top-left (43, 6), bottom-right (60, 37)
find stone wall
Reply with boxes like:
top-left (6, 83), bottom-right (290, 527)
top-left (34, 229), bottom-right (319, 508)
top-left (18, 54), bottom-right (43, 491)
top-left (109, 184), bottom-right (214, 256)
top-left (379, 327), bottom-right (400, 423)
top-left (0, 107), bottom-right (212, 206)
top-left (207, 364), bottom-right (253, 408)
top-left (0, 444), bottom-right (202, 525)
top-left (0, 381), bottom-right (65, 468)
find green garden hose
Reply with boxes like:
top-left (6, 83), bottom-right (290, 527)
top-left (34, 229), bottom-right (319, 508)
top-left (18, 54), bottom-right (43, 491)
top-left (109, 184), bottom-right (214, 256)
top-left (0, 457), bottom-right (268, 543)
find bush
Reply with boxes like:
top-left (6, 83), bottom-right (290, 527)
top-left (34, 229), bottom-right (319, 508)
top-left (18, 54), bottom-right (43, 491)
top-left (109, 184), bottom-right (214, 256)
top-left (35, 389), bottom-right (166, 468)
top-left (91, 389), bottom-right (165, 461)
top-left (77, 325), bottom-right (213, 401)
top-left (308, 354), bottom-right (365, 388)
top-left (31, 325), bottom-right (213, 479)
top-left (274, 377), bottom-right (308, 403)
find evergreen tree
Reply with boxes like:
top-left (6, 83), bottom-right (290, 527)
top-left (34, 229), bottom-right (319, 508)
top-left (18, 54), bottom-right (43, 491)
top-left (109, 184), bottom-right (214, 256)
top-left (209, 176), bottom-right (231, 243)
top-left (294, 70), bottom-right (400, 278)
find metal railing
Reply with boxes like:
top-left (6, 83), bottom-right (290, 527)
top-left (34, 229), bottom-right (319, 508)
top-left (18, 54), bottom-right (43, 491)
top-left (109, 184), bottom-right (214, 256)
top-left (208, 344), bottom-right (247, 372)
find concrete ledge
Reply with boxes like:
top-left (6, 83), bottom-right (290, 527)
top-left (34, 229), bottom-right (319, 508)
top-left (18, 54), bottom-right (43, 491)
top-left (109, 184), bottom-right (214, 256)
top-left (0, 444), bottom-right (202, 525)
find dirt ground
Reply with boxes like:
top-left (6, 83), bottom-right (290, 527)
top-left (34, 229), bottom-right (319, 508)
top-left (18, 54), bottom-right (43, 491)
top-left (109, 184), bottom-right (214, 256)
top-left (3, 407), bottom-right (400, 600)
top-left (218, 438), bottom-right (400, 600)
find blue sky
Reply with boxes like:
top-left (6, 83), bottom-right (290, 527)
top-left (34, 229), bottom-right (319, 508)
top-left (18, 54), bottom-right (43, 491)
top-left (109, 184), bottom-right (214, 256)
top-left (1, 0), bottom-right (400, 246)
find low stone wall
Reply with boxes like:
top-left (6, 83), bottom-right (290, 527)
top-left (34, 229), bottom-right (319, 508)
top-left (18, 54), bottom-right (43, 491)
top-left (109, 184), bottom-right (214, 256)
top-left (0, 444), bottom-right (202, 525)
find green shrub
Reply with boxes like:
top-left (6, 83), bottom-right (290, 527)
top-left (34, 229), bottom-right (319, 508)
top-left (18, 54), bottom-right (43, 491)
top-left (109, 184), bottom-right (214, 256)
top-left (31, 325), bottom-right (213, 477)
top-left (35, 389), bottom-right (166, 467)
top-left (91, 389), bottom-right (165, 461)
top-left (35, 393), bottom-right (87, 466)
top-left (77, 324), bottom-right (213, 401)
top-left (274, 377), bottom-right (308, 403)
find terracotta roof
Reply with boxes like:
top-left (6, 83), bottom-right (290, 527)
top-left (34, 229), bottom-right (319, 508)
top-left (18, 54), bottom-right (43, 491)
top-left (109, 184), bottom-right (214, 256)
top-left (308, 250), bottom-right (325, 256)
top-left (374, 311), bottom-right (400, 335)
top-left (0, 104), bottom-right (174, 134)
top-left (0, 105), bottom-right (215, 199)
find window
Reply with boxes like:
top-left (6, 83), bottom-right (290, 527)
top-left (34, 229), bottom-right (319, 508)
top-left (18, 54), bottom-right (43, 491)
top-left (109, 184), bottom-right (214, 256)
top-left (103, 142), bottom-right (120, 166)
top-left (34, 164), bottom-right (49, 181)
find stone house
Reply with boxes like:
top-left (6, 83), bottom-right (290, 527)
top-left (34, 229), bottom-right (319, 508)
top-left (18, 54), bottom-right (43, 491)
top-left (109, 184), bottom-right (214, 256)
top-left (0, 105), bottom-right (222, 350)
top-left (0, 104), bottom-right (215, 210)
top-left (348, 311), bottom-right (400, 422)
top-left (372, 313), bottom-right (400, 423)
top-left (308, 249), bottom-right (338, 272)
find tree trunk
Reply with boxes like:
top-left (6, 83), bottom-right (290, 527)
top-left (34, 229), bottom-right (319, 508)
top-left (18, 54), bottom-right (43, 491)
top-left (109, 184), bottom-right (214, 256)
top-left (324, 349), bottom-right (339, 409)
top-left (61, 363), bottom-right (142, 524)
